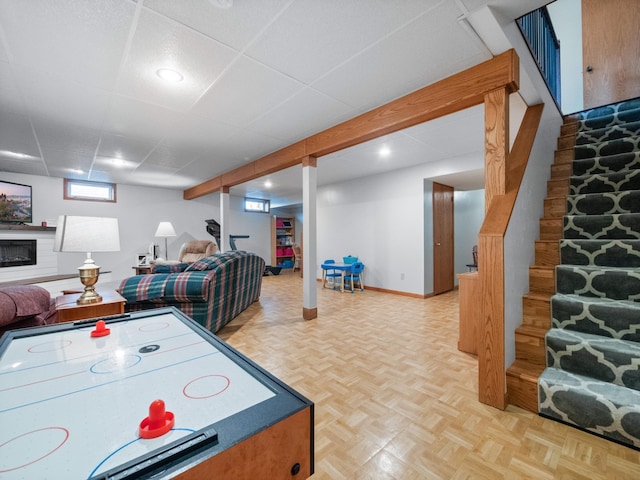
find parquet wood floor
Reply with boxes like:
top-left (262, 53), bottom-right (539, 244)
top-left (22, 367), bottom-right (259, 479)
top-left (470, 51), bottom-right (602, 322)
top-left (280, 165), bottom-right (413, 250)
top-left (218, 275), bottom-right (640, 479)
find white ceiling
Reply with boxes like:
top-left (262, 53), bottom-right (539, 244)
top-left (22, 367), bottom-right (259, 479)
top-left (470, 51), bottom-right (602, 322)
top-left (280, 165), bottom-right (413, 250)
top-left (0, 0), bottom-right (548, 206)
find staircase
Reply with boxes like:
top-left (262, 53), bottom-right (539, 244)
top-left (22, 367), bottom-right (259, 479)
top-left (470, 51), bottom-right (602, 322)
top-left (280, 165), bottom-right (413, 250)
top-left (537, 97), bottom-right (640, 449)
top-left (505, 109), bottom-right (573, 414)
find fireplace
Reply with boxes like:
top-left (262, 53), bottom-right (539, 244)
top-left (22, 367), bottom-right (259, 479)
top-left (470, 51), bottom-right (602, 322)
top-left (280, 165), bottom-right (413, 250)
top-left (0, 239), bottom-right (37, 267)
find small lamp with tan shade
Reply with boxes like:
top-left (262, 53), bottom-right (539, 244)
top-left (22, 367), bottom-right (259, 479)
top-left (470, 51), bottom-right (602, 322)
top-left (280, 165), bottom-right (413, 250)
top-left (54, 215), bottom-right (120, 305)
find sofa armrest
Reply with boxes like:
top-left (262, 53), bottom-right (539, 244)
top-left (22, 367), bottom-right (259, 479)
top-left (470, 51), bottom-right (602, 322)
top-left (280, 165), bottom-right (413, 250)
top-left (118, 271), bottom-right (210, 303)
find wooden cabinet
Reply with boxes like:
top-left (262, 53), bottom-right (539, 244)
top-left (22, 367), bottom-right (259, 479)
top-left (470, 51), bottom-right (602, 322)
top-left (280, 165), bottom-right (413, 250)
top-left (457, 272), bottom-right (480, 355)
top-left (271, 216), bottom-right (295, 267)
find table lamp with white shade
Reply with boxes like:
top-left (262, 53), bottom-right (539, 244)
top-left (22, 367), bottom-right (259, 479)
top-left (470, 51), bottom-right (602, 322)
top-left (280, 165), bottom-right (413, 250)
top-left (54, 215), bottom-right (120, 305)
top-left (155, 221), bottom-right (176, 260)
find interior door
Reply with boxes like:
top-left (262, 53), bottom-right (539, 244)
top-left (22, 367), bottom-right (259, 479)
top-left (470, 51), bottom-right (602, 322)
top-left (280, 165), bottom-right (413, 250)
top-left (582, 0), bottom-right (640, 109)
top-left (433, 182), bottom-right (454, 295)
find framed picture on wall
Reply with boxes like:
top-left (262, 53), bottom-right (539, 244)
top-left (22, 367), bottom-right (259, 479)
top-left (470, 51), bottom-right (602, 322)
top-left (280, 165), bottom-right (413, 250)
top-left (137, 254), bottom-right (149, 266)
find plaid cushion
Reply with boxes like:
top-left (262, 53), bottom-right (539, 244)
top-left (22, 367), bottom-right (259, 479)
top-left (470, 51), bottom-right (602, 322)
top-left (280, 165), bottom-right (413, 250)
top-left (152, 263), bottom-right (189, 273)
top-left (162, 271), bottom-right (209, 302)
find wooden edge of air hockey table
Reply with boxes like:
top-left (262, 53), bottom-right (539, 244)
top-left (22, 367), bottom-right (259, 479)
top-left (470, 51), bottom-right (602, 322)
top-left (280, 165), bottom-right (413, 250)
top-left (0, 306), bottom-right (314, 480)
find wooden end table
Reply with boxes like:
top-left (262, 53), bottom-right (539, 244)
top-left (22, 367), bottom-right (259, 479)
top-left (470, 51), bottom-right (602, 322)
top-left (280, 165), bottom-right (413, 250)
top-left (132, 265), bottom-right (153, 275)
top-left (55, 290), bottom-right (126, 323)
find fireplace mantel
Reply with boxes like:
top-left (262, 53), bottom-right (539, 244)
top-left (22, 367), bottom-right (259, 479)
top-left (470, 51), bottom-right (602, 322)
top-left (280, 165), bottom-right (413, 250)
top-left (0, 224), bottom-right (56, 232)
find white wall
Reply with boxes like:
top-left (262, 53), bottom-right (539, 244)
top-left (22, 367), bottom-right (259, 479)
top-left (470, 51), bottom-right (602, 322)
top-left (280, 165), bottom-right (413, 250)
top-left (454, 189), bottom-right (484, 279)
top-left (316, 153), bottom-right (485, 296)
top-left (227, 195), bottom-right (272, 261)
top-left (0, 172), bottom-right (268, 290)
top-left (547, 0), bottom-right (583, 113)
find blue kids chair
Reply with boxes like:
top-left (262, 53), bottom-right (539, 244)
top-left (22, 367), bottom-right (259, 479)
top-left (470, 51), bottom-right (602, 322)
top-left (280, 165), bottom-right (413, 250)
top-left (344, 262), bottom-right (364, 293)
top-left (322, 259), bottom-right (341, 289)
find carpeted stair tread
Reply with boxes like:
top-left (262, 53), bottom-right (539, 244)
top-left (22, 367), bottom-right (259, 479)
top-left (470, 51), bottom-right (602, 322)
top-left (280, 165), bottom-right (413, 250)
top-left (551, 293), bottom-right (640, 342)
top-left (576, 98), bottom-right (640, 126)
top-left (572, 151), bottom-right (640, 176)
top-left (539, 367), bottom-right (640, 448)
top-left (576, 120), bottom-right (640, 146)
top-left (560, 239), bottom-right (640, 266)
top-left (545, 328), bottom-right (640, 390)
top-left (556, 264), bottom-right (640, 300)
top-left (570, 169), bottom-right (640, 195)
top-left (567, 190), bottom-right (640, 216)
top-left (574, 137), bottom-right (640, 160)
top-left (563, 213), bottom-right (640, 239)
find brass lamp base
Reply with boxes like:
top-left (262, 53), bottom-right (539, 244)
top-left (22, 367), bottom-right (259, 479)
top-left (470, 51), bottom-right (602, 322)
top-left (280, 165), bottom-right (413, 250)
top-left (77, 260), bottom-right (103, 305)
top-left (77, 286), bottom-right (103, 305)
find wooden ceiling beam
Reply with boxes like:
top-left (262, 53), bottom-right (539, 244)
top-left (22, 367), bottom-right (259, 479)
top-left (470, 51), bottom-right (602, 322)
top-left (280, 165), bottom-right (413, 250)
top-left (183, 49), bottom-right (519, 200)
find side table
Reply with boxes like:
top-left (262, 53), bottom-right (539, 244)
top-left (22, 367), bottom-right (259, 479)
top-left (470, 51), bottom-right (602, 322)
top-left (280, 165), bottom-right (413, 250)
top-left (133, 265), bottom-right (153, 275)
top-left (55, 290), bottom-right (126, 323)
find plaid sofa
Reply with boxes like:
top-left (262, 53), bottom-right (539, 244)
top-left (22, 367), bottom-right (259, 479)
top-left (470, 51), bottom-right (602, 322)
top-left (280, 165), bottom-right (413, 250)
top-left (117, 251), bottom-right (265, 334)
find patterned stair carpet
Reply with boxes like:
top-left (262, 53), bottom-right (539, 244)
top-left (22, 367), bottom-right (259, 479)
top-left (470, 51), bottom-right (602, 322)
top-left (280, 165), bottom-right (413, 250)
top-left (539, 97), bottom-right (640, 450)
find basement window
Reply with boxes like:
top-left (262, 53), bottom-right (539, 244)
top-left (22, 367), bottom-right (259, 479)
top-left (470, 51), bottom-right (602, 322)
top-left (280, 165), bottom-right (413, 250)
top-left (244, 197), bottom-right (270, 213)
top-left (64, 179), bottom-right (117, 203)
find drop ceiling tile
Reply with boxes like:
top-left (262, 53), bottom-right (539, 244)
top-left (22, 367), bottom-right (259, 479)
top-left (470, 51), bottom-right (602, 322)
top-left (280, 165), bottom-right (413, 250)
top-left (192, 56), bottom-right (304, 127)
top-left (163, 113), bottom-right (239, 151)
top-left (0, 158), bottom-right (48, 177)
top-left (144, 0), bottom-right (290, 51)
top-left (93, 155), bottom-right (141, 174)
top-left (460, 0), bottom-right (491, 13)
top-left (0, 32), bottom-right (9, 63)
top-left (47, 165), bottom-right (90, 181)
top-left (0, 0), bottom-right (135, 90)
top-left (41, 148), bottom-right (94, 171)
top-left (143, 144), bottom-right (198, 169)
top-left (0, 62), bottom-right (26, 114)
top-left (97, 133), bottom-right (156, 165)
top-left (15, 66), bottom-right (110, 131)
top-left (213, 128), bottom-right (284, 163)
top-left (313, 1), bottom-right (489, 111)
top-left (177, 156), bottom-right (242, 184)
top-left (248, 88), bottom-right (354, 143)
top-left (403, 106), bottom-right (485, 156)
top-left (103, 95), bottom-right (180, 143)
top-left (85, 169), bottom-right (115, 184)
top-left (0, 111), bottom-right (40, 157)
top-left (116, 8), bottom-right (238, 112)
top-left (246, 0), bottom-right (442, 84)
top-left (317, 130), bottom-right (451, 186)
top-left (128, 163), bottom-right (193, 190)
top-left (32, 120), bottom-right (100, 157)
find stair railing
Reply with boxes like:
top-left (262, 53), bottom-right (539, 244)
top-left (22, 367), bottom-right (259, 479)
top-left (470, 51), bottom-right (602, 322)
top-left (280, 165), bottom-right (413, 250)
top-left (517, 7), bottom-right (561, 107)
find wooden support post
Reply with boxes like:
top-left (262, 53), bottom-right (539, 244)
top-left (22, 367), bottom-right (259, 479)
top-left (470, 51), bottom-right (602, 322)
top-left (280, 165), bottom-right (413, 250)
top-left (479, 87), bottom-right (510, 409)
top-left (484, 87), bottom-right (510, 209)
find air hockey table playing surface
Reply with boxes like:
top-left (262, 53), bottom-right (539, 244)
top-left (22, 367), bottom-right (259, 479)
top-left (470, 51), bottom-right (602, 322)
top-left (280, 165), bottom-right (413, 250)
top-left (0, 307), bottom-right (313, 479)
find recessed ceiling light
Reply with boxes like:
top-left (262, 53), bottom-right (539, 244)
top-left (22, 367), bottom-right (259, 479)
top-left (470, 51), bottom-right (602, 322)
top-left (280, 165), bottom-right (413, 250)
top-left (156, 68), bottom-right (184, 83)
top-left (379, 146), bottom-right (391, 157)
top-left (264, 180), bottom-right (272, 188)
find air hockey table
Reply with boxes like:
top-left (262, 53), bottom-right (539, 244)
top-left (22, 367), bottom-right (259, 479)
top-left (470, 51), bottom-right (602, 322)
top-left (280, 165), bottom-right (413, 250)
top-left (0, 307), bottom-right (313, 479)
